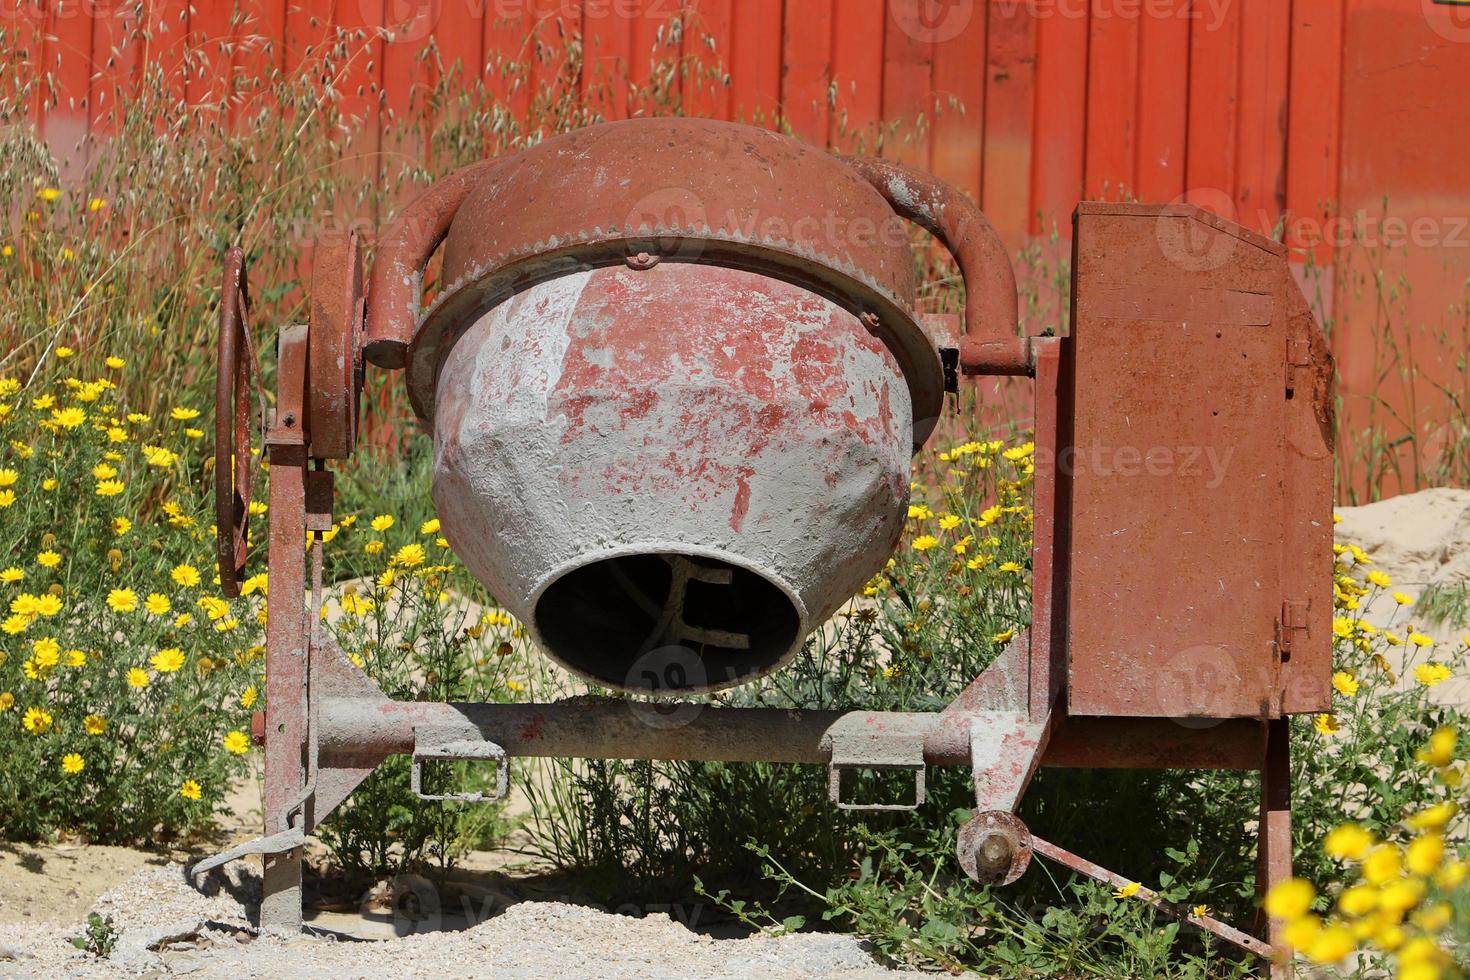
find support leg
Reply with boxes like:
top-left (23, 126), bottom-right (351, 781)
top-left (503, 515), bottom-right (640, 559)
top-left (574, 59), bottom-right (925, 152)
top-left (259, 330), bottom-right (311, 935)
top-left (1257, 716), bottom-right (1292, 978)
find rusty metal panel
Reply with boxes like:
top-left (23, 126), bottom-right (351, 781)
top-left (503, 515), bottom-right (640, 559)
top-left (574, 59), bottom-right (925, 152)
top-left (1065, 203), bottom-right (1295, 719)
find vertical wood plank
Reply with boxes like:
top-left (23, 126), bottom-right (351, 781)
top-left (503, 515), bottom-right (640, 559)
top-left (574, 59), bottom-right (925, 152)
top-left (882, 0), bottom-right (934, 167)
top-left (1284, 0), bottom-right (1342, 259)
top-left (1029, 0), bottom-right (1088, 235)
top-left (185, 0), bottom-right (234, 107)
top-left (1134, 0), bottom-right (1190, 203)
top-left (1234, 0), bottom-right (1291, 235)
top-left (89, 0), bottom-right (144, 134)
top-left (781, 0), bottom-right (833, 144)
top-left (40, 0), bottom-right (96, 164)
top-left (1184, 0), bottom-right (1241, 216)
top-left (830, 0), bottom-right (883, 151)
top-left (682, 0), bottom-right (733, 120)
top-left (729, 0), bottom-right (781, 125)
top-left (980, 0), bottom-right (1035, 242)
top-left (581, 0), bottom-right (632, 120)
top-left (930, 0), bottom-right (985, 199)
top-left (2, 0), bottom-right (48, 127)
top-left (1083, 0), bottom-right (1139, 200)
top-left (234, 0), bottom-right (288, 123)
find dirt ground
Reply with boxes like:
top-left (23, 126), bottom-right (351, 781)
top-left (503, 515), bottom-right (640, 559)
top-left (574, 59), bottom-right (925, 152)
top-left (2, 489), bottom-right (1466, 976)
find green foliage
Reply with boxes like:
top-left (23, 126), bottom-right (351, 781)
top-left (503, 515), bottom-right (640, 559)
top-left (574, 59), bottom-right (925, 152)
top-left (70, 912), bottom-right (120, 958)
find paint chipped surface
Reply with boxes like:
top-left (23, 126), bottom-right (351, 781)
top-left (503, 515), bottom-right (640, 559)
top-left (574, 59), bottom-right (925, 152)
top-left (432, 264), bottom-right (912, 691)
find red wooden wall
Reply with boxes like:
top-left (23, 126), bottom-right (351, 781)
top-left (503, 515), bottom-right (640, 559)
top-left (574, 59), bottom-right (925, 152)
top-left (6, 0), bottom-right (1470, 498)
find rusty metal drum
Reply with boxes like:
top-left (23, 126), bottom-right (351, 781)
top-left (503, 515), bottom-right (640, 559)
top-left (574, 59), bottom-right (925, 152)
top-left (432, 261), bottom-right (912, 694)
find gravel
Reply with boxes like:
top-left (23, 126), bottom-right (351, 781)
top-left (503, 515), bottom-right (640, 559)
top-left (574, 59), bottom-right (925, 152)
top-left (0, 864), bottom-right (915, 978)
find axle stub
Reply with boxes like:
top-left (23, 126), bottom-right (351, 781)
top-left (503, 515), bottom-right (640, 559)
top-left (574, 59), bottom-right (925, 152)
top-left (957, 810), bottom-right (1033, 885)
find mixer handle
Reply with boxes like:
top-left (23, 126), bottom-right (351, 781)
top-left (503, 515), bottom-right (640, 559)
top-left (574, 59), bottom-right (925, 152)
top-left (838, 156), bottom-right (1030, 377)
top-left (215, 246), bottom-right (260, 598)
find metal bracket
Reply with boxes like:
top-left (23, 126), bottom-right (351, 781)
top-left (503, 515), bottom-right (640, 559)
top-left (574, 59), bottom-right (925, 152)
top-left (411, 729), bottom-right (509, 804)
top-left (824, 716), bottom-right (926, 812)
top-left (188, 825), bottom-right (307, 882)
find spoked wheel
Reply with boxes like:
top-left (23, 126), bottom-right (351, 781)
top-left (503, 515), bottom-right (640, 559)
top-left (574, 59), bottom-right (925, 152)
top-left (215, 246), bottom-right (258, 598)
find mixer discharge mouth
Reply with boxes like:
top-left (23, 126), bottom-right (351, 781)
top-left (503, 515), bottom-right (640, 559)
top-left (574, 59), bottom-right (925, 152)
top-left (534, 551), bottom-right (803, 695)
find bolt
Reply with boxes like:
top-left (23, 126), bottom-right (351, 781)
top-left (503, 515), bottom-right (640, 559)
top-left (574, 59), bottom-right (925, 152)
top-left (860, 311), bottom-right (881, 335)
top-left (972, 830), bottom-right (1015, 883)
top-left (282, 412), bottom-right (296, 428)
top-left (626, 251), bottom-right (661, 270)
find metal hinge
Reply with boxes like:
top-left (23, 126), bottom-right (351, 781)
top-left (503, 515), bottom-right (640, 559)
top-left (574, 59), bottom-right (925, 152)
top-left (1278, 599), bottom-right (1309, 661)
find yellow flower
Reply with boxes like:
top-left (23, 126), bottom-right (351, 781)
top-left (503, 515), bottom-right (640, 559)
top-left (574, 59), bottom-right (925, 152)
top-left (0, 469), bottom-right (15, 488)
top-left (1414, 663), bottom-right (1451, 687)
top-left (0, 489), bottom-right (14, 508)
top-left (241, 685), bottom-right (257, 709)
top-left (32, 637), bottom-right (60, 667)
top-left (143, 593), bottom-right (171, 615)
top-left (1406, 833), bottom-right (1445, 875)
top-left (937, 514), bottom-right (962, 531)
top-left (170, 406), bottom-right (200, 421)
top-left (95, 479), bottom-right (124, 496)
top-left (998, 561), bottom-right (1023, 574)
top-left (126, 667), bottom-right (149, 689)
top-left (222, 730), bottom-right (251, 755)
top-left (1263, 878), bottom-right (1315, 920)
top-left (1190, 905), bottom-right (1209, 919)
top-left (1406, 801), bottom-right (1458, 832)
top-left (992, 627), bottom-right (1016, 645)
top-left (390, 544), bottom-right (426, 568)
top-left (370, 514), bottom-right (395, 532)
top-left (1282, 914), bottom-right (1321, 950)
top-left (1394, 591), bottom-right (1415, 606)
top-left (421, 518), bottom-right (440, 535)
top-left (363, 539), bottom-right (384, 556)
top-left (61, 753), bottom-right (84, 775)
top-left (184, 427), bottom-right (203, 439)
top-left (1366, 570), bottom-right (1392, 588)
top-left (179, 779), bottom-right (202, 800)
top-left (1314, 714), bottom-right (1339, 735)
top-left (1362, 844), bottom-right (1403, 884)
top-left (54, 346), bottom-right (74, 358)
top-left (107, 588), bottom-right (138, 613)
top-left (1409, 631), bottom-right (1434, 648)
top-left (1112, 881), bottom-right (1141, 899)
top-left (88, 197), bottom-right (107, 211)
top-left (51, 406), bottom-right (86, 429)
top-left (83, 714), bottom-right (106, 735)
top-left (150, 647), bottom-right (185, 673)
top-left (1337, 884), bottom-right (1378, 917)
top-left (107, 426), bottom-right (128, 443)
top-left (1417, 726), bottom-right (1457, 768)
top-left (64, 649), bottom-right (85, 668)
top-left (38, 479), bottom-right (56, 492)
top-left (507, 678), bottom-right (525, 693)
top-left (171, 564), bottom-right (201, 588)
top-left (173, 612), bottom-right (192, 627)
top-left (1302, 924), bottom-right (1354, 965)
top-left (32, 594), bottom-right (62, 617)
top-left (911, 535), bottom-right (939, 552)
top-left (36, 187), bottom-right (60, 202)
top-left (113, 516), bottom-right (131, 535)
top-left (0, 567), bottom-right (22, 583)
top-left (1331, 671), bottom-right (1359, 697)
top-left (1324, 823), bottom-right (1373, 861)
top-left (239, 573), bottom-right (268, 597)
top-left (141, 445), bottom-right (177, 467)
top-left (0, 692), bottom-right (11, 711)
top-left (22, 706), bottom-right (53, 734)
top-left (104, 356), bottom-right (124, 369)
top-left (37, 550), bottom-right (61, 569)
